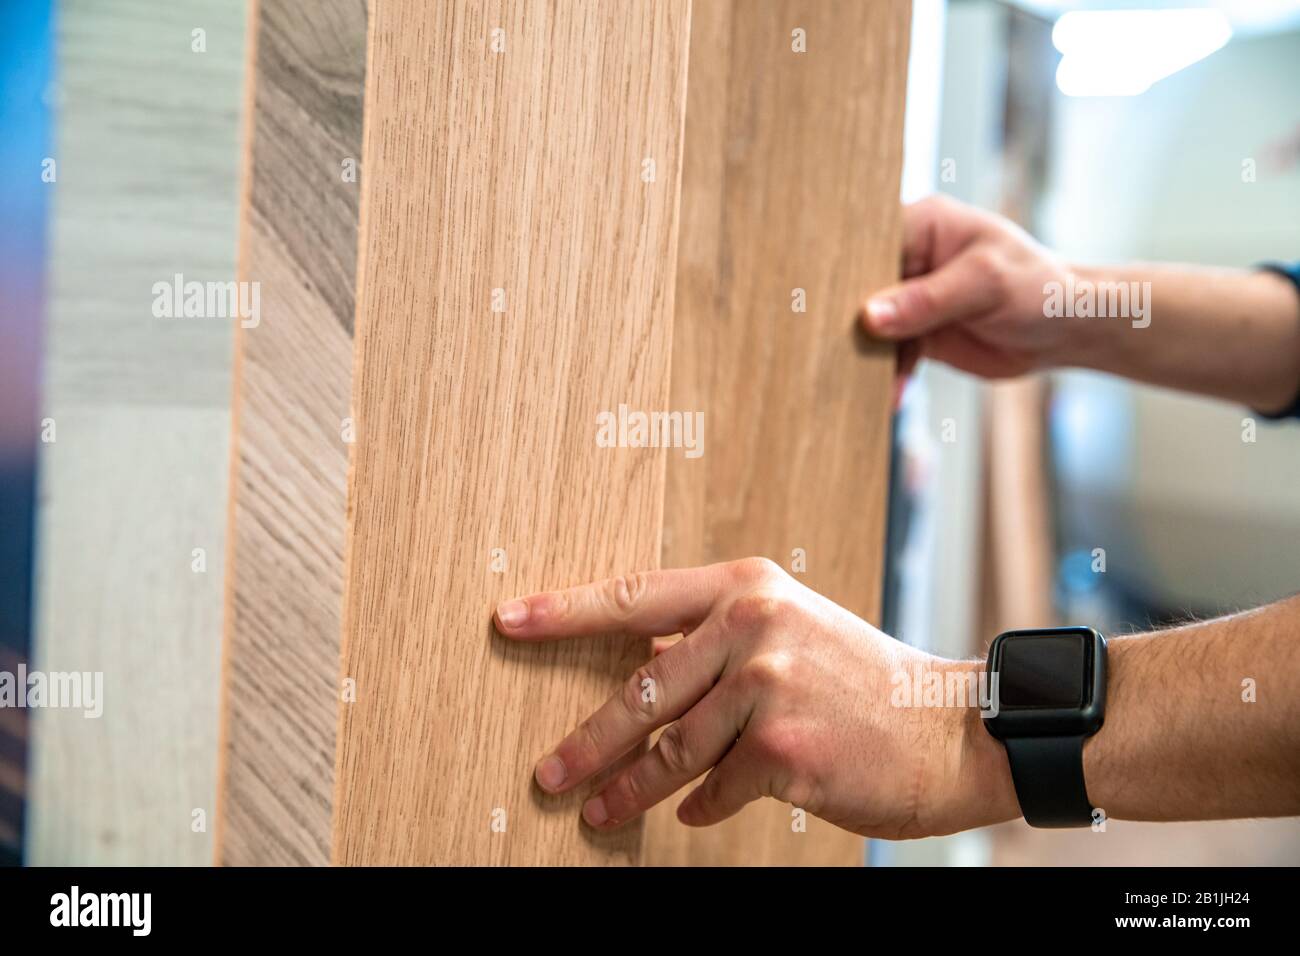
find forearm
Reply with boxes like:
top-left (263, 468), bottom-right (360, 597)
top-left (940, 596), bottom-right (1300, 831)
top-left (1085, 599), bottom-right (1300, 820)
top-left (1063, 263), bottom-right (1300, 413)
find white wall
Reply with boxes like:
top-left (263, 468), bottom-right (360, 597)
top-left (1044, 26), bottom-right (1300, 612)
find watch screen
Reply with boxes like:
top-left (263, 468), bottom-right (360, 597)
top-left (999, 634), bottom-right (1086, 707)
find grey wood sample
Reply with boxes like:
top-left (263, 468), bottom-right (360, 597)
top-left (213, 0), bottom-right (367, 866)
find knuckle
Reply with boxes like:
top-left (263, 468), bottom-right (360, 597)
top-left (968, 248), bottom-right (1006, 297)
top-left (545, 589), bottom-right (571, 622)
top-left (655, 722), bottom-right (694, 776)
top-left (620, 666), bottom-right (658, 723)
top-left (749, 719), bottom-right (805, 770)
top-left (723, 588), bottom-right (794, 633)
top-left (616, 766), bottom-right (646, 809)
top-left (575, 715), bottom-right (606, 764)
top-left (728, 556), bottom-right (783, 586)
top-left (738, 651), bottom-right (797, 693)
top-left (607, 572), bottom-right (651, 617)
top-left (897, 277), bottom-right (938, 319)
top-left (966, 245), bottom-right (996, 274)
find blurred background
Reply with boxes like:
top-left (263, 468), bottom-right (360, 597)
top-left (2, 0), bottom-right (1298, 866)
top-left (2, 0), bottom-right (243, 865)
top-left (885, 0), bottom-right (1300, 865)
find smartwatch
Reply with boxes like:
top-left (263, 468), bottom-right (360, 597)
top-left (982, 626), bottom-right (1107, 828)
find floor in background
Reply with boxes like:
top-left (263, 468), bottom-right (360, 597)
top-left (991, 817), bottom-right (1300, 866)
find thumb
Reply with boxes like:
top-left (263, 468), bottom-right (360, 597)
top-left (862, 250), bottom-right (1000, 340)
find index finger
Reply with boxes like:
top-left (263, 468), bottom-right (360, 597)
top-left (900, 194), bottom-right (990, 278)
top-left (494, 562), bottom-right (739, 640)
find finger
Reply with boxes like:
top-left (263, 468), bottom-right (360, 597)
top-left (533, 621), bottom-right (731, 794)
top-left (861, 249), bottom-right (1000, 341)
top-left (900, 197), bottom-right (942, 278)
top-left (494, 564), bottom-right (733, 640)
top-left (924, 323), bottom-right (1026, 379)
top-left (651, 637), bottom-right (676, 657)
top-left (581, 684), bottom-right (745, 829)
top-left (675, 736), bottom-right (766, 828)
top-left (900, 194), bottom-right (989, 278)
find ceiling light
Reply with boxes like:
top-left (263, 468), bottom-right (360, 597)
top-left (1053, 8), bottom-right (1233, 97)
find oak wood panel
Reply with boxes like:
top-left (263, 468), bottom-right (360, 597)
top-left (330, 0), bottom-right (690, 865)
top-left (214, 0), bottom-right (367, 866)
top-left (646, 0), bottom-right (911, 866)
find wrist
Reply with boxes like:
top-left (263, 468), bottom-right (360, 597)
top-left (1080, 634), bottom-right (1132, 819)
top-left (1049, 262), bottom-right (1120, 371)
top-left (1246, 268), bottom-right (1300, 414)
top-left (922, 657), bottom-right (1020, 836)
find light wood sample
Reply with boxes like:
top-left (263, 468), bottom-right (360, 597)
top-left (647, 0), bottom-right (911, 866)
top-left (28, 0), bottom-right (245, 866)
top-left (330, 0), bottom-right (690, 865)
top-left (214, 0), bottom-right (367, 865)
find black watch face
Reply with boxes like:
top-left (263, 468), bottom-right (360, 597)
top-left (998, 632), bottom-right (1088, 708)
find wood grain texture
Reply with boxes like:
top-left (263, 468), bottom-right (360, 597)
top-left (331, 0), bottom-right (689, 865)
top-left (214, 0), bottom-right (367, 865)
top-left (646, 0), bottom-right (911, 866)
top-left (27, 0), bottom-right (245, 866)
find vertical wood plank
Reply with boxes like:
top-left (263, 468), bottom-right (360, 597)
top-left (28, 0), bottom-right (245, 866)
top-left (330, 0), bottom-right (690, 865)
top-left (646, 0), bottom-right (911, 866)
top-left (214, 0), bottom-right (368, 866)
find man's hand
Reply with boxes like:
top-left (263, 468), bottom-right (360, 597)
top-left (862, 193), bottom-right (1072, 383)
top-left (862, 193), bottom-right (1300, 412)
top-left (494, 558), bottom-right (1017, 839)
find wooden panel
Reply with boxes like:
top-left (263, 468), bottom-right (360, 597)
top-left (646, 0), bottom-right (911, 866)
top-left (28, 0), bottom-right (245, 866)
top-left (214, 0), bottom-right (367, 865)
top-left (330, 0), bottom-right (690, 865)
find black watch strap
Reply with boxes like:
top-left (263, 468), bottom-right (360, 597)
top-left (1003, 735), bottom-right (1095, 828)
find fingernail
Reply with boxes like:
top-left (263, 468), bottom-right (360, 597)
top-left (535, 754), bottom-right (567, 792)
top-left (496, 599), bottom-right (528, 629)
top-left (865, 297), bottom-right (898, 328)
top-left (582, 794), bottom-right (609, 827)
